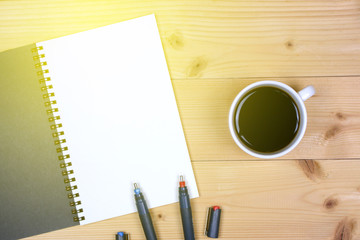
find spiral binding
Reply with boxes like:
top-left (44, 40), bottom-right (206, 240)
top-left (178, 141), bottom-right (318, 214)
top-left (31, 46), bottom-right (85, 223)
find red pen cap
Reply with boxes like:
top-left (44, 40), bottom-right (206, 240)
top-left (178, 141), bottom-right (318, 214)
top-left (205, 206), bottom-right (221, 238)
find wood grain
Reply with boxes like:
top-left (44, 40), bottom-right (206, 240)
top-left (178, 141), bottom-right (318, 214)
top-left (24, 160), bottom-right (360, 240)
top-left (1, 0), bottom-right (360, 78)
top-left (173, 76), bottom-right (360, 160)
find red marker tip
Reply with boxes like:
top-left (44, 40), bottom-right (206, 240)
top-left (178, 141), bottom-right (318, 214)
top-left (179, 181), bottom-right (186, 188)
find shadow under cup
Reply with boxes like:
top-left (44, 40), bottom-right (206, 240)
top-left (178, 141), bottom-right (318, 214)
top-left (229, 82), bottom-right (308, 159)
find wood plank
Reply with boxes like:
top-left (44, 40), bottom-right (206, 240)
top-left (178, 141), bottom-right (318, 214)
top-left (24, 160), bottom-right (360, 240)
top-left (172, 76), bottom-right (360, 160)
top-left (1, 0), bottom-right (360, 78)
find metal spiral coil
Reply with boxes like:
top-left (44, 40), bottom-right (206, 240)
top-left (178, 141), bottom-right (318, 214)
top-left (31, 46), bottom-right (85, 223)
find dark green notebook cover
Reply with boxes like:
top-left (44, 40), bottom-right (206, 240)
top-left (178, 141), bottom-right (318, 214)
top-left (0, 44), bottom-right (79, 240)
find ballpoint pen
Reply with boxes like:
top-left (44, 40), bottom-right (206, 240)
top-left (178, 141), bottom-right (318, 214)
top-left (179, 175), bottom-right (195, 240)
top-left (134, 183), bottom-right (157, 240)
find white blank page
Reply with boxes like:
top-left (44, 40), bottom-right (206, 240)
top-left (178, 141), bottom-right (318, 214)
top-left (37, 14), bottom-right (198, 224)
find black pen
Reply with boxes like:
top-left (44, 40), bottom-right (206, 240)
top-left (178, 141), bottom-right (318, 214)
top-left (134, 183), bottom-right (157, 240)
top-left (179, 175), bottom-right (195, 240)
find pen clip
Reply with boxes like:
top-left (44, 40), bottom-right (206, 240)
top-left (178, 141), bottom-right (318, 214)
top-left (205, 207), bottom-right (212, 235)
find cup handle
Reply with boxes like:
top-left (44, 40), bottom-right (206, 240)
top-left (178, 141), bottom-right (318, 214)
top-left (298, 86), bottom-right (315, 101)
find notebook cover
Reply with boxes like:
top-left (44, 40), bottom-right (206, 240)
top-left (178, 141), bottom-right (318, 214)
top-left (0, 44), bottom-right (79, 240)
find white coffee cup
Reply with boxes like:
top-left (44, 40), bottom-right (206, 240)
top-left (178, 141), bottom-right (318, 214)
top-left (228, 81), bottom-right (315, 159)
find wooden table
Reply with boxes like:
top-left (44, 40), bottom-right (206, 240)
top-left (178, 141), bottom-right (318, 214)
top-left (2, 1), bottom-right (360, 239)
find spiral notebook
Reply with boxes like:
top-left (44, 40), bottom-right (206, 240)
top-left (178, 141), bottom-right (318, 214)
top-left (0, 14), bottom-right (198, 240)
